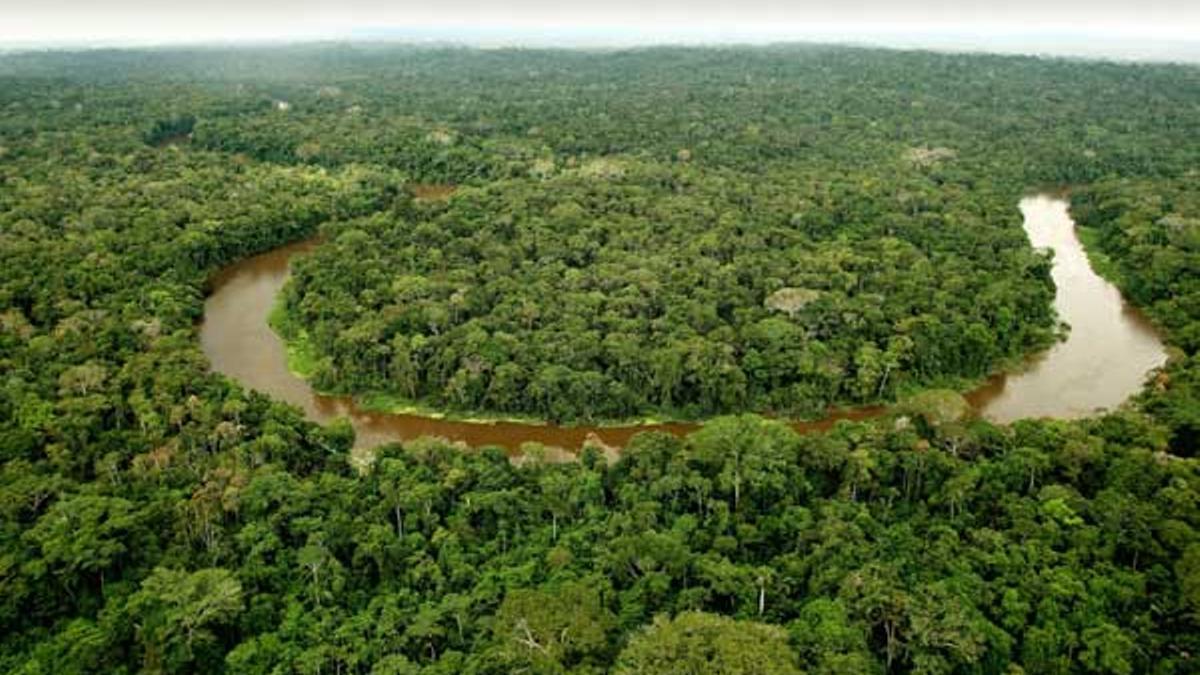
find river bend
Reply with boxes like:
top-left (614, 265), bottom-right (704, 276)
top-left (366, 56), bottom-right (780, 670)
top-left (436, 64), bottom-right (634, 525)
top-left (200, 195), bottom-right (1168, 455)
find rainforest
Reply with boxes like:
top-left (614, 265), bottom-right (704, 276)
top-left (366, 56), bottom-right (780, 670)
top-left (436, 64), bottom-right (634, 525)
top-left (1, 44), bottom-right (1199, 673)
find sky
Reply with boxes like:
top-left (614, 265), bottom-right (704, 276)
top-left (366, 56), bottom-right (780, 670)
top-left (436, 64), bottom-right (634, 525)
top-left (1, 0), bottom-right (1198, 53)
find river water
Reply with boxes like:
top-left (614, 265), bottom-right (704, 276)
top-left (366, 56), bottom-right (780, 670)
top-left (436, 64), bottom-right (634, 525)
top-left (965, 195), bottom-right (1167, 420)
top-left (199, 195), bottom-right (1167, 455)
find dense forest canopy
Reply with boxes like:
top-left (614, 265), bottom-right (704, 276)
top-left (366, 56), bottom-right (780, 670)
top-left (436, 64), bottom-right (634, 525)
top-left (199, 44), bottom-right (1196, 421)
top-left (284, 167), bottom-right (1056, 422)
top-left (0, 44), bottom-right (1199, 673)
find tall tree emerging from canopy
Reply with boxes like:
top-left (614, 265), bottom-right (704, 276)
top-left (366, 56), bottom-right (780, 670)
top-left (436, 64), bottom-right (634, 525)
top-left (614, 611), bottom-right (803, 675)
top-left (128, 568), bottom-right (244, 672)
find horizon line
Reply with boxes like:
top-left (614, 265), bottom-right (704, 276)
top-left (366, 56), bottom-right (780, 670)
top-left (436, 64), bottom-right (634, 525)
top-left (2, 28), bottom-right (1199, 65)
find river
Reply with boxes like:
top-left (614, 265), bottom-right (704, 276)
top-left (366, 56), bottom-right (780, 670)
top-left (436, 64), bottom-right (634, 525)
top-left (199, 194), bottom-right (1168, 456)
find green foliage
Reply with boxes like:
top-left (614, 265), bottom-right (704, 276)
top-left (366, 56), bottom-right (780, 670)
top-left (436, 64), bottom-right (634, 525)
top-left (614, 611), bottom-right (803, 674)
top-left (900, 389), bottom-right (971, 428)
top-left (144, 115), bottom-right (196, 147)
top-left (489, 579), bottom-right (616, 671)
top-left (267, 294), bottom-right (323, 379)
top-left (128, 567), bottom-right (244, 672)
top-left (790, 599), bottom-right (879, 675)
top-left (286, 170), bottom-right (1058, 422)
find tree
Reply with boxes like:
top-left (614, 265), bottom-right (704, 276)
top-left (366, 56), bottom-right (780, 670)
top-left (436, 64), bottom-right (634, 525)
top-left (686, 415), bottom-right (799, 512)
top-left (789, 599), bottom-right (879, 675)
top-left (614, 611), bottom-right (803, 675)
top-left (128, 567), bottom-right (244, 673)
top-left (25, 495), bottom-right (136, 595)
top-left (491, 579), bottom-right (615, 671)
top-left (1178, 544), bottom-right (1200, 620)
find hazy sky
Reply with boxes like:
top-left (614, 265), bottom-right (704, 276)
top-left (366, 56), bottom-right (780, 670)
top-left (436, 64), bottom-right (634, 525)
top-left (1, 0), bottom-right (1197, 46)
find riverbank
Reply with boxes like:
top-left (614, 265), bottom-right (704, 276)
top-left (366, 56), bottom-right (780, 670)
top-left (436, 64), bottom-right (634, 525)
top-left (1075, 225), bottom-right (1124, 288)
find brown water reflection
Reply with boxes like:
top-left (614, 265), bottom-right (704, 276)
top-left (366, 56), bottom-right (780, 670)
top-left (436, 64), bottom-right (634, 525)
top-left (199, 195), bottom-right (1167, 457)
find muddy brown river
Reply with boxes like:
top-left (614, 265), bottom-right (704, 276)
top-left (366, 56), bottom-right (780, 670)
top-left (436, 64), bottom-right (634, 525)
top-left (200, 195), bottom-right (1168, 456)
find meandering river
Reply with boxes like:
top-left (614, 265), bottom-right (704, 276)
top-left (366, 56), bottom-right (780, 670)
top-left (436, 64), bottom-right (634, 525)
top-left (200, 195), bottom-right (1168, 455)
